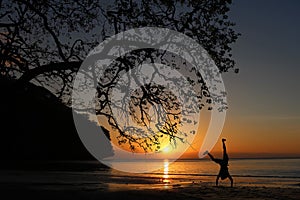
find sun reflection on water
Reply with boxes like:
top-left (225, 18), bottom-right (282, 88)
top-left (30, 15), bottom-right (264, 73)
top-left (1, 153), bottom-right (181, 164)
top-left (162, 160), bottom-right (170, 184)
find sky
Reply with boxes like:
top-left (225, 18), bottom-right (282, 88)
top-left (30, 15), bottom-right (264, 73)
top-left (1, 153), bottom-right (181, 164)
top-left (2, 0), bottom-right (299, 161)
top-left (207, 0), bottom-right (300, 157)
top-left (98, 0), bottom-right (300, 159)
top-left (56, 0), bottom-right (300, 159)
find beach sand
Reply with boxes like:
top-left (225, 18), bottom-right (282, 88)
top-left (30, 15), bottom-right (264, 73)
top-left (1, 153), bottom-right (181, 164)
top-left (1, 182), bottom-right (300, 200)
top-left (1, 160), bottom-right (300, 199)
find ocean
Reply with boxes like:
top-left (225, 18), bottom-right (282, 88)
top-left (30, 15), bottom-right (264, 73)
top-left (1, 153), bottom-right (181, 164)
top-left (1, 158), bottom-right (299, 190)
top-left (111, 158), bottom-right (300, 188)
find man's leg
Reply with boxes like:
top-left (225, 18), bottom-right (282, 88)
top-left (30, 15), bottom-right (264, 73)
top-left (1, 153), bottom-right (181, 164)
top-left (208, 153), bottom-right (214, 160)
top-left (222, 139), bottom-right (228, 161)
top-left (208, 153), bottom-right (219, 163)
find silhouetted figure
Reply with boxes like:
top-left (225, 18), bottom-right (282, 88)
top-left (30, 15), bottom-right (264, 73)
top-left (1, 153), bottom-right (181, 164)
top-left (204, 138), bottom-right (233, 187)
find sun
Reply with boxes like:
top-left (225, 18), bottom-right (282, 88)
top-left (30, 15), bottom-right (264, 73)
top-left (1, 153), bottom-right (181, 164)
top-left (162, 145), bottom-right (172, 153)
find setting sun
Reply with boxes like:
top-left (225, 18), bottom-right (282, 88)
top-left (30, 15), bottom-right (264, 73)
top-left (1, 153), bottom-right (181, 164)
top-left (162, 145), bottom-right (172, 153)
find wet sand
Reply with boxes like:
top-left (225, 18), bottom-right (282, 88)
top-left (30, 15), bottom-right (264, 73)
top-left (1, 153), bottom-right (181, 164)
top-left (1, 181), bottom-right (300, 200)
top-left (1, 160), bottom-right (300, 200)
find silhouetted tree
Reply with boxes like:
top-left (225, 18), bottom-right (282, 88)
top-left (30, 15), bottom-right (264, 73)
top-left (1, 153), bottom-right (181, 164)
top-left (0, 0), bottom-right (239, 153)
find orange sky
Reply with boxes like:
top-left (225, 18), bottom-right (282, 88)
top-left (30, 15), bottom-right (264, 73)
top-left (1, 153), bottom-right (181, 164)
top-left (181, 109), bottom-right (300, 159)
top-left (96, 101), bottom-right (300, 159)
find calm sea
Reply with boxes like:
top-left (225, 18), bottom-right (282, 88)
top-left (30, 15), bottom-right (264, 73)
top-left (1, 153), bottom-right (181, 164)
top-left (111, 158), bottom-right (300, 187)
top-left (1, 158), bottom-right (300, 189)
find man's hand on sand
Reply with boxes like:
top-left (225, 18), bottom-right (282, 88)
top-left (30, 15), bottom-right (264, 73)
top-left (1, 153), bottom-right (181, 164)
top-left (203, 150), bottom-right (209, 155)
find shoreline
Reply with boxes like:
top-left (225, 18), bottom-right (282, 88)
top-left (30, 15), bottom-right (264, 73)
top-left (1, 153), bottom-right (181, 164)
top-left (1, 158), bottom-right (299, 199)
